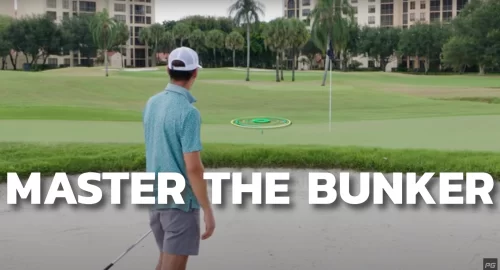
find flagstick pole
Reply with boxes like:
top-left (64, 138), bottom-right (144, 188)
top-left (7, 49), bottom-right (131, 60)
top-left (329, 56), bottom-right (332, 132)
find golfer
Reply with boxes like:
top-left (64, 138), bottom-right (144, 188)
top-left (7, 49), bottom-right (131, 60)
top-left (142, 46), bottom-right (215, 270)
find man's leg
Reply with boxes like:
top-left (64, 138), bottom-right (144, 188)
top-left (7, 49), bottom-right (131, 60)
top-left (149, 210), bottom-right (165, 270)
top-left (160, 253), bottom-right (189, 270)
top-left (159, 209), bottom-right (200, 270)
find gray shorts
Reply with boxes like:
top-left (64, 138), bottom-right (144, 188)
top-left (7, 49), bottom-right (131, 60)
top-left (149, 208), bottom-right (200, 255)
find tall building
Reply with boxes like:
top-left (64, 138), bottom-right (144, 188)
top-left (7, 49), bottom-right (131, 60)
top-left (283, 0), bottom-right (470, 70)
top-left (0, 0), bottom-right (155, 68)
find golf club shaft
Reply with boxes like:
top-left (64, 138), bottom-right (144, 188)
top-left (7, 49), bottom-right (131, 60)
top-left (102, 229), bottom-right (152, 270)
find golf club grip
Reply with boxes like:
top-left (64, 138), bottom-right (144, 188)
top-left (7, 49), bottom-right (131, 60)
top-left (103, 263), bottom-right (113, 270)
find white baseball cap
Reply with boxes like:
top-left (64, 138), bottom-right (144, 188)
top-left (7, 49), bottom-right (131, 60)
top-left (167, 47), bottom-right (202, 71)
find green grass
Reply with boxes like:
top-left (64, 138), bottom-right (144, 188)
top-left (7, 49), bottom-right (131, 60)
top-left (1, 67), bottom-right (500, 179)
top-left (2, 142), bottom-right (500, 182)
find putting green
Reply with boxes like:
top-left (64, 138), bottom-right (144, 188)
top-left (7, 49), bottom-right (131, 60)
top-left (2, 115), bottom-right (500, 151)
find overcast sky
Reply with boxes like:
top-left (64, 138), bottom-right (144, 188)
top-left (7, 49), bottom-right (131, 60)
top-left (154, 0), bottom-right (283, 23)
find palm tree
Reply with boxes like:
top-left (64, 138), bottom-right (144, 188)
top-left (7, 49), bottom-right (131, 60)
top-left (112, 21), bottom-right (129, 68)
top-left (172, 22), bottom-right (191, 46)
top-left (89, 9), bottom-right (119, 76)
top-left (310, 0), bottom-right (354, 85)
top-left (147, 23), bottom-right (166, 67)
top-left (263, 18), bottom-right (287, 82)
top-left (205, 29), bottom-right (226, 67)
top-left (287, 18), bottom-right (310, 81)
top-left (138, 27), bottom-right (151, 67)
top-left (158, 31), bottom-right (176, 54)
top-left (228, 0), bottom-right (265, 81)
top-left (225, 31), bottom-right (245, 67)
top-left (188, 29), bottom-right (206, 52)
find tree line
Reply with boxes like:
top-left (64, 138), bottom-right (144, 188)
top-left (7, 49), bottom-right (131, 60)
top-left (1, 0), bottom-right (499, 79)
top-left (309, 0), bottom-right (500, 80)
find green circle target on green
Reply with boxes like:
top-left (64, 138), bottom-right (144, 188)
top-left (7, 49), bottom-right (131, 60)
top-left (231, 117), bottom-right (292, 129)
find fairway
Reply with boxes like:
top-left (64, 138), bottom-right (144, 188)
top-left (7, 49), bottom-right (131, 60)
top-left (2, 67), bottom-right (500, 151)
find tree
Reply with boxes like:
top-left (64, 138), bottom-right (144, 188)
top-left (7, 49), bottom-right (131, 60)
top-left (172, 22), bottom-right (191, 46)
top-left (310, 0), bottom-right (355, 86)
top-left (157, 31), bottom-right (175, 54)
top-left (228, 0), bottom-right (265, 81)
top-left (359, 26), bottom-right (400, 72)
top-left (342, 19), bottom-right (360, 70)
top-left (442, 35), bottom-right (476, 73)
top-left (188, 29), bottom-right (206, 57)
top-left (138, 27), bottom-right (151, 67)
top-left (142, 23), bottom-right (165, 67)
top-left (111, 21), bottom-right (129, 68)
top-left (61, 14), bottom-right (96, 67)
top-left (263, 18), bottom-right (288, 82)
top-left (89, 9), bottom-right (119, 76)
top-left (398, 22), bottom-right (450, 74)
top-left (450, 0), bottom-right (500, 74)
top-left (6, 14), bottom-right (61, 69)
top-left (0, 15), bottom-right (12, 70)
top-left (287, 18), bottom-right (309, 81)
top-left (205, 29), bottom-right (226, 67)
top-left (225, 31), bottom-right (245, 67)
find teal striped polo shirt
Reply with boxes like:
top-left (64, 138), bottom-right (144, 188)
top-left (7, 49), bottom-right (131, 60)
top-left (142, 83), bottom-right (202, 212)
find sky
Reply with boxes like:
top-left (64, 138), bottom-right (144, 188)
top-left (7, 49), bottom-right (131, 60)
top-left (154, 0), bottom-right (283, 23)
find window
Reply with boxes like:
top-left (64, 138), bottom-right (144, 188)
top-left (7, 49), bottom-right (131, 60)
top-left (48, 58), bottom-right (58, 66)
top-left (303, 0), bottom-right (311, 6)
top-left (430, 0), bottom-right (440, 11)
top-left (368, 0), bottom-right (375, 2)
top-left (443, 11), bottom-right (452, 21)
top-left (353, 6), bottom-right (358, 14)
top-left (410, 1), bottom-right (415, 9)
top-left (368, 16), bottom-right (375, 24)
top-left (79, 1), bottom-right (97, 13)
top-left (46, 11), bottom-right (57, 21)
top-left (381, 3), bottom-right (393, 15)
top-left (380, 15), bottom-right (393, 26)
top-left (302, 9), bottom-right (310, 16)
top-left (410, 13), bottom-right (415, 21)
top-left (403, 13), bottom-right (408, 24)
top-left (146, 6), bottom-right (151, 14)
top-left (403, 2), bottom-right (408, 12)
top-left (63, 0), bottom-right (69, 9)
top-left (430, 12), bottom-right (440, 22)
top-left (368, 5), bottom-right (376, 13)
top-left (64, 58), bottom-right (70, 66)
top-left (115, 3), bottom-right (126, 12)
top-left (287, 10), bottom-right (294, 18)
top-left (63, 12), bottom-right (70, 20)
top-left (457, 0), bottom-right (468, 11)
top-left (146, 16), bottom-right (151, 24)
top-left (420, 12), bottom-right (425, 20)
top-left (443, 0), bottom-right (452, 11)
top-left (368, 60), bottom-right (375, 68)
top-left (351, 0), bottom-right (357, 3)
top-left (115, 14), bottom-right (126, 23)
top-left (420, 0), bottom-right (426, 9)
top-left (46, 0), bottom-right (56, 8)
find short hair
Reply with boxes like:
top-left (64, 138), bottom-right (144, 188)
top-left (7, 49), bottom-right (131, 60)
top-left (168, 60), bottom-right (196, 81)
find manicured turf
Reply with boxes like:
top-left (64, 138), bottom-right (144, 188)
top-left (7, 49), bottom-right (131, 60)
top-left (2, 67), bottom-right (500, 181)
top-left (1, 67), bottom-right (500, 152)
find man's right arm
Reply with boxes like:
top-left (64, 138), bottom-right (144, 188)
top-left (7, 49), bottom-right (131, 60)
top-left (184, 151), bottom-right (212, 212)
top-left (180, 109), bottom-right (212, 213)
top-left (181, 109), bottom-right (215, 239)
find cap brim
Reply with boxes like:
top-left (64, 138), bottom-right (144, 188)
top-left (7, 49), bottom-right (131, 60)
top-left (197, 64), bottom-right (203, 69)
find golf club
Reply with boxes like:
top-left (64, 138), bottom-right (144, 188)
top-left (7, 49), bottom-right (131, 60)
top-left (102, 229), bottom-right (152, 270)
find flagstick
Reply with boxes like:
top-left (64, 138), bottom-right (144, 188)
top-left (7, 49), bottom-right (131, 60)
top-left (329, 57), bottom-right (332, 132)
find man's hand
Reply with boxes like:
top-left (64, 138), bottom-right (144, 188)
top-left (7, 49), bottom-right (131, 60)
top-left (202, 209), bottom-right (215, 240)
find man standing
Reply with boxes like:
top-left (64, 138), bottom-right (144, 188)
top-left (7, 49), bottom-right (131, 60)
top-left (143, 46), bottom-right (215, 270)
